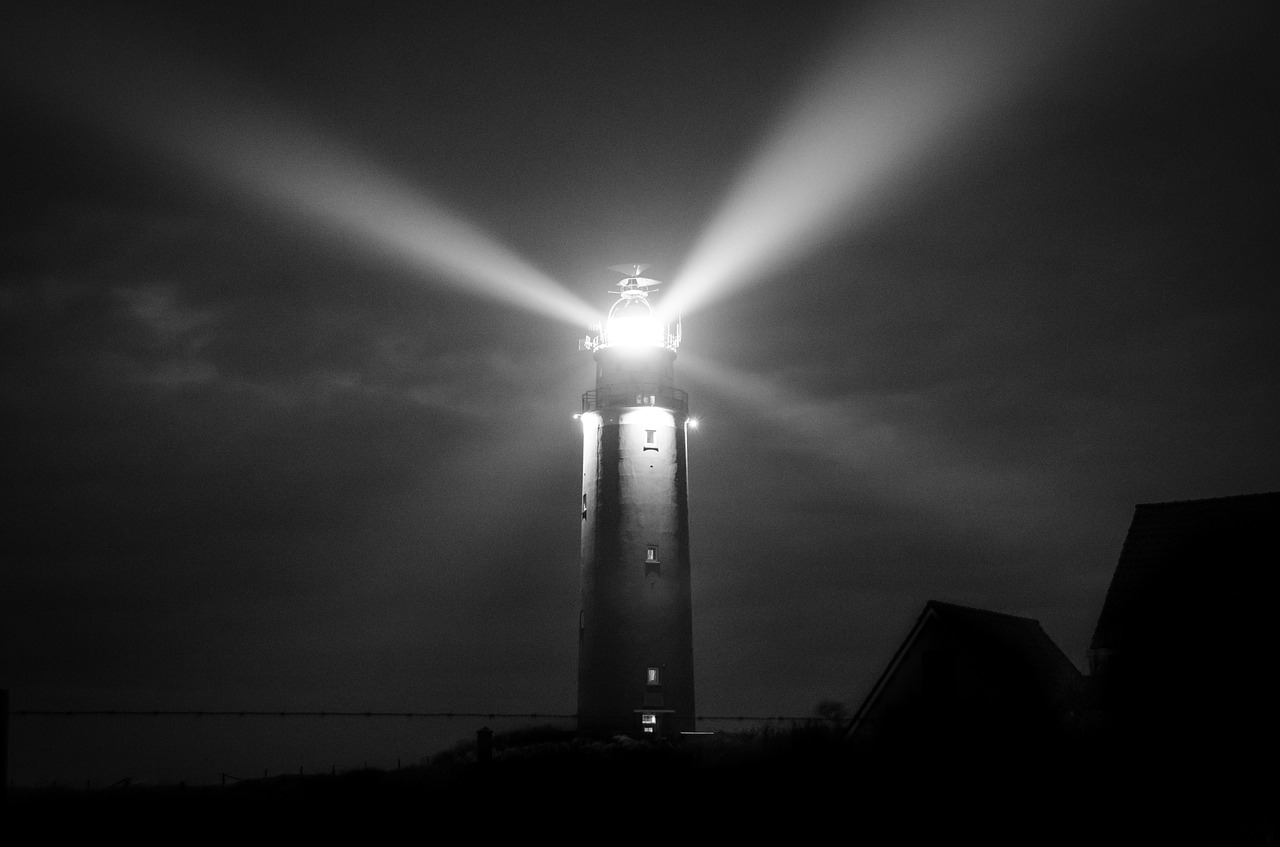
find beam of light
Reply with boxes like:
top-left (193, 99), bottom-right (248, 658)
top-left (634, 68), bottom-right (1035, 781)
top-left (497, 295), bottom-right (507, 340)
top-left (679, 351), bottom-right (1071, 541)
top-left (193, 126), bottom-right (600, 328)
top-left (2, 6), bottom-right (597, 329)
top-left (665, 0), bottom-right (1114, 318)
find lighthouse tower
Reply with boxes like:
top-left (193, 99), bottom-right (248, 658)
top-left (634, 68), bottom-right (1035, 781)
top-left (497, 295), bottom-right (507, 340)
top-left (577, 268), bottom-right (694, 738)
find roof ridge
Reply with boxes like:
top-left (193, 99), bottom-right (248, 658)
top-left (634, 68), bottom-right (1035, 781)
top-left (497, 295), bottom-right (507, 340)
top-left (926, 599), bottom-right (1041, 624)
top-left (1135, 490), bottom-right (1280, 508)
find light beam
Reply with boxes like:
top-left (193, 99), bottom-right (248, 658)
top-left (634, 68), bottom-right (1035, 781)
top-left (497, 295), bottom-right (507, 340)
top-left (665, 0), bottom-right (1113, 318)
top-left (3, 5), bottom-right (597, 328)
top-left (195, 127), bottom-right (599, 328)
top-left (679, 351), bottom-right (1071, 541)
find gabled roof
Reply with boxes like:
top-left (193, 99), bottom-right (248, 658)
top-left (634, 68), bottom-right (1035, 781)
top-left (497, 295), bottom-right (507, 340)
top-left (927, 601), bottom-right (1083, 713)
top-left (1090, 491), bottom-right (1280, 653)
top-left (849, 600), bottom-right (1083, 734)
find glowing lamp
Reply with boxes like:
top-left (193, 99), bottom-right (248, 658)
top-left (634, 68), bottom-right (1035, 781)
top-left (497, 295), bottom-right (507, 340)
top-left (605, 303), bottom-right (664, 349)
top-left (582, 271), bottom-right (680, 353)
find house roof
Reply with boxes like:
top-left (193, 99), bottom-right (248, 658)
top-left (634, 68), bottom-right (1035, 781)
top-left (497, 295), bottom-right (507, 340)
top-left (925, 601), bottom-right (1083, 715)
top-left (1089, 491), bottom-right (1280, 653)
top-left (849, 600), bottom-right (1083, 733)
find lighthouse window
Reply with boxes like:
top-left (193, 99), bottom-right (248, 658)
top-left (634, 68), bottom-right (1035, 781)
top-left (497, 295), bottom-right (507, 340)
top-left (646, 545), bottom-right (658, 562)
top-left (647, 667), bottom-right (661, 686)
top-left (644, 429), bottom-right (658, 451)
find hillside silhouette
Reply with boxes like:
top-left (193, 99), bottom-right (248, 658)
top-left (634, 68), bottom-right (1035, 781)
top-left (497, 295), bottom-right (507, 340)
top-left (4, 719), bottom-right (1199, 843)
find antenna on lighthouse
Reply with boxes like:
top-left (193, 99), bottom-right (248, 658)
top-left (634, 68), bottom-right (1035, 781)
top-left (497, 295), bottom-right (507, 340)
top-left (607, 263), bottom-right (650, 277)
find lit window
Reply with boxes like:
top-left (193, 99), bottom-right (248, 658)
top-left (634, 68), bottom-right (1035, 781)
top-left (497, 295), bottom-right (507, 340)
top-left (641, 713), bottom-right (657, 725)
top-left (646, 546), bottom-right (658, 562)
top-left (647, 667), bottom-right (660, 686)
top-left (644, 429), bottom-right (657, 451)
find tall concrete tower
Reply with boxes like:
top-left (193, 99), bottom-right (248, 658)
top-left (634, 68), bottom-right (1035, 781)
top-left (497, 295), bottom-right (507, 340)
top-left (576, 267), bottom-right (694, 738)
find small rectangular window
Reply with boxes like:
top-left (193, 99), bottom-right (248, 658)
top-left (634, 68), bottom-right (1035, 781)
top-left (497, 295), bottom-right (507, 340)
top-left (644, 429), bottom-right (658, 451)
top-left (646, 545), bottom-right (658, 562)
top-left (647, 667), bottom-right (660, 686)
top-left (641, 713), bottom-right (657, 725)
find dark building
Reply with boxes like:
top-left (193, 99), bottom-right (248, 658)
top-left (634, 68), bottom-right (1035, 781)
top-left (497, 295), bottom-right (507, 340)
top-left (575, 270), bottom-right (695, 738)
top-left (1088, 492), bottom-right (1280, 786)
top-left (842, 494), bottom-right (1280, 841)
top-left (1089, 491), bottom-right (1280, 678)
top-left (847, 600), bottom-right (1084, 746)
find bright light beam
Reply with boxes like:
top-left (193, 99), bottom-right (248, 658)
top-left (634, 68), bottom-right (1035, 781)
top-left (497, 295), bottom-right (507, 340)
top-left (679, 351), bottom-right (1076, 543)
top-left (197, 128), bottom-right (600, 328)
top-left (665, 0), bottom-right (1113, 318)
top-left (2, 6), bottom-right (597, 329)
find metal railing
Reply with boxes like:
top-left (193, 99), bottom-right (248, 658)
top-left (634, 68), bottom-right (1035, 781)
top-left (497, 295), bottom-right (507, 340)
top-left (581, 384), bottom-right (689, 414)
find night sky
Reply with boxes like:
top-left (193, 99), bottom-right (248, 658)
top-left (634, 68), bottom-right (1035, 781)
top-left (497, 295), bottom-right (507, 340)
top-left (3, 0), bottom-right (1276, 784)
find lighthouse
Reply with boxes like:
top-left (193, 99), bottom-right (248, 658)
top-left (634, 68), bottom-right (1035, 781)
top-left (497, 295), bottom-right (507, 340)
top-left (576, 267), bottom-right (695, 738)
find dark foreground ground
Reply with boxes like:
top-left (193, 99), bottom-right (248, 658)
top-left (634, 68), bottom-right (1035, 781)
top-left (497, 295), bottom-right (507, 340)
top-left (5, 724), bottom-right (1276, 843)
